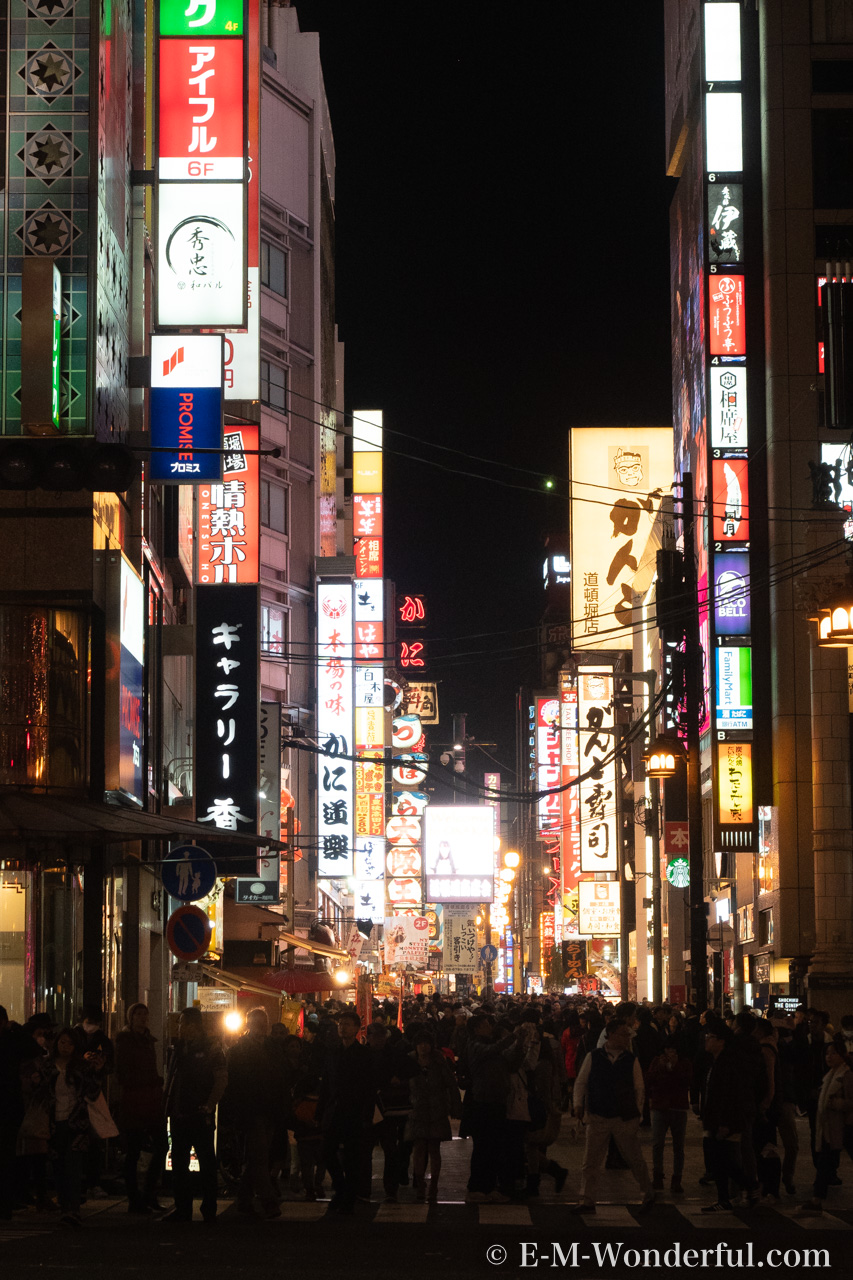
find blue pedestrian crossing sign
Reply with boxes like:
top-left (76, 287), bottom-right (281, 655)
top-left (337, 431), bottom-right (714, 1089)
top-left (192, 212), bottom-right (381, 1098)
top-left (161, 844), bottom-right (217, 902)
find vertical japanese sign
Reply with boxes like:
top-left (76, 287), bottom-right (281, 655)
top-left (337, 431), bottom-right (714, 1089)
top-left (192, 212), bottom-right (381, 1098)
top-left (578, 666), bottom-right (618, 873)
top-left (577, 880), bottom-right (621, 937)
top-left (150, 334), bottom-right (223, 482)
top-left (535, 697), bottom-right (561, 834)
top-left (569, 428), bottom-right (673, 650)
top-left (196, 425), bottom-right (259, 582)
top-left (155, 0), bottom-right (247, 328)
top-left (255, 700), bottom-right (281, 889)
top-left (560, 669), bottom-right (581, 934)
top-left (442, 915), bottom-right (477, 974)
top-left (317, 582), bottom-right (354, 877)
top-left (224, 0), bottom-right (260, 398)
top-left (718, 742), bottom-right (753, 826)
top-left (195, 583), bottom-right (259, 878)
top-left (119, 558), bottom-right (145, 803)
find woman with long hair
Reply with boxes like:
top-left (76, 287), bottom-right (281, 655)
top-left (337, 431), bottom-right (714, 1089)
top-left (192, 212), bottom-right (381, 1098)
top-left (35, 1027), bottom-right (100, 1228)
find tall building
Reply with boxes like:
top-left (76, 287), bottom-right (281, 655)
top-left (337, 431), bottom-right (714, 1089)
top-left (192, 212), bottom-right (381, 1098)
top-left (0, 0), bottom-right (347, 1032)
top-left (663, 0), bottom-right (853, 1017)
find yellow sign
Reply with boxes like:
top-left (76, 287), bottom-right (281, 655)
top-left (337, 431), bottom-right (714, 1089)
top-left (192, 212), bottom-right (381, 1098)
top-left (718, 741), bottom-right (753, 825)
top-left (353, 452), bottom-right (382, 493)
top-left (577, 879), bottom-right (621, 937)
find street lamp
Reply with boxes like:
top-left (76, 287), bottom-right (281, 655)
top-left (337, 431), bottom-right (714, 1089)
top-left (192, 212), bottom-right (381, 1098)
top-left (643, 733), bottom-right (683, 778)
top-left (816, 598), bottom-right (853, 646)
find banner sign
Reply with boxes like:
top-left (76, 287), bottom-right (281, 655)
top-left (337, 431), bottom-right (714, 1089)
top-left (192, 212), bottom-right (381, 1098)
top-left (196, 424), bottom-right (259, 583)
top-left (317, 582), bottom-right (354, 877)
top-left (578, 667), bottom-right (618, 873)
top-left (577, 880), bottom-right (621, 938)
top-left (442, 916), bottom-right (477, 974)
top-left (150, 334), bottom-right (223, 482)
top-left (383, 914), bottom-right (429, 968)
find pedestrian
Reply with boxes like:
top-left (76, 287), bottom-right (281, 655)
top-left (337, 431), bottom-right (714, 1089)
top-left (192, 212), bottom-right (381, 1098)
top-left (525, 1024), bottom-right (568, 1197)
top-left (464, 1014), bottom-right (529, 1204)
top-left (753, 1019), bottom-right (783, 1203)
top-left (406, 1029), bottom-right (461, 1202)
top-left (291, 1026), bottom-right (326, 1201)
top-left (646, 1040), bottom-right (692, 1193)
top-left (798, 1037), bottom-right (853, 1215)
top-left (365, 1021), bottom-right (416, 1203)
top-left (73, 1005), bottom-right (113, 1202)
top-left (699, 1020), bottom-right (749, 1213)
top-left (776, 1017), bottom-right (803, 1193)
top-left (223, 1007), bottom-right (283, 1220)
top-left (36, 1027), bottom-right (101, 1228)
top-left (162, 1007), bottom-right (228, 1225)
top-left (318, 1010), bottom-right (374, 1214)
top-left (560, 1012), bottom-right (582, 1112)
top-left (572, 1019), bottom-right (655, 1213)
top-left (0, 1006), bottom-right (39, 1219)
top-left (115, 1002), bottom-right (167, 1214)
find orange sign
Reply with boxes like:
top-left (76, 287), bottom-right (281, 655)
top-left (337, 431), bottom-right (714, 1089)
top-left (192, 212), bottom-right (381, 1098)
top-left (196, 425), bottom-right (259, 584)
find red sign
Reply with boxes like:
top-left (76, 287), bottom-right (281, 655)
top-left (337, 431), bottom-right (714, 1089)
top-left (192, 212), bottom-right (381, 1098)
top-left (397, 640), bottom-right (426, 669)
top-left (354, 536), bottom-right (383, 578)
top-left (709, 274), bottom-right (745, 356)
top-left (355, 620), bottom-right (383, 661)
top-left (158, 40), bottom-right (245, 179)
top-left (664, 821), bottom-right (690, 857)
top-left (712, 457), bottom-right (749, 542)
top-left (396, 593), bottom-right (427, 625)
top-left (196, 425), bottom-right (259, 584)
top-left (166, 904), bottom-right (212, 962)
top-left (353, 494), bottom-right (382, 537)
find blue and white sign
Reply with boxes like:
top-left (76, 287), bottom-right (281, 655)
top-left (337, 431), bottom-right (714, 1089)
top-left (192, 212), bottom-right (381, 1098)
top-left (150, 334), bottom-right (223, 483)
top-left (162, 844), bottom-right (217, 902)
top-left (480, 944), bottom-right (498, 965)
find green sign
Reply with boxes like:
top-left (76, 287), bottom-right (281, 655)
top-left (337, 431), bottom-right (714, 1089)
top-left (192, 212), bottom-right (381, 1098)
top-left (159, 0), bottom-right (243, 37)
top-left (666, 857), bottom-right (690, 889)
top-left (51, 266), bottom-right (61, 430)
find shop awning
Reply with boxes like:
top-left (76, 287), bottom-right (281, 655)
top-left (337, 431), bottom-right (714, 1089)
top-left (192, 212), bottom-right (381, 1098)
top-left (0, 789), bottom-right (287, 850)
top-left (200, 964), bottom-right (344, 994)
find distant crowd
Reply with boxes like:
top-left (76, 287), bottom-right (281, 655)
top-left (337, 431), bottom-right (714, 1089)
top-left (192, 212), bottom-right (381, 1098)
top-left (2, 991), bottom-right (852, 1226)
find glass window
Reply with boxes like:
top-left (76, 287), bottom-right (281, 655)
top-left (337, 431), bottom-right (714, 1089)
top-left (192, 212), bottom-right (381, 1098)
top-left (261, 241), bottom-right (287, 297)
top-left (261, 604), bottom-right (285, 656)
top-left (260, 360), bottom-right (287, 412)
top-left (260, 479), bottom-right (287, 534)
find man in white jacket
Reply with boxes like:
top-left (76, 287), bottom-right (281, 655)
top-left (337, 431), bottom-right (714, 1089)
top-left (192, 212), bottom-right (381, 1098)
top-left (572, 1019), bottom-right (654, 1213)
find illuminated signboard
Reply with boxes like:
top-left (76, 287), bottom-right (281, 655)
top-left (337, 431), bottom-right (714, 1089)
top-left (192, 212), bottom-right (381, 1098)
top-left (223, 0), bottom-right (259, 399)
top-left (196, 425), bottom-right (258, 583)
top-left (354, 495), bottom-right (383, 536)
top-left (397, 639), bottom-right (426, 670)
top-left (666, 858), bottom-right (690, 888)
top-left (711, 456), bottom-right (749, 542)
top-left (354, 536), bottom-right (383, 579)
top-left (705, 93), bottom-right (743, 173)
top-left (51, 266), bottom-right (61, 429)
top-left (569, 427), bottom-right (673, 650)
top-left (158, 40), bottom-right (244, 179)
top-left (195, 583), bottom-right (259, 878)
top-left (710, 366), bottom-right (748, 448)
top-left (424, 806), bottom-right (495, 903)
top-left (150, 335), bottom-right (223, 482)
top-left (718, 741), bottom-right (753, 825)
top-left (536, 696), bottom-right (561, 835)
top-left (577, 880), bottom-right (621, 938)
top-left (709, 274), bottom-right (745, 356)
top-left (317, 582), bottom-right (354, 877)
top-left (714, 551), bottom-right (751, 635)
top-left (159, 0), bottom-right (244, 36)
top-left (396, 593), bottom-right (427, 626)
top-left (703, 3), bottom-right (742, 81)
top-left (157, 183), bottom-right (245, 328)
top-left (716, 646), bottom-right (753, 730)
top-left (119, 558), bottom-right (145, 803)
top-left (708, 182), bottom-right (743, 267)
top-left (578, 666), bottom-right (618, 873)
top-left (401, 682), bottom-right (438, 723)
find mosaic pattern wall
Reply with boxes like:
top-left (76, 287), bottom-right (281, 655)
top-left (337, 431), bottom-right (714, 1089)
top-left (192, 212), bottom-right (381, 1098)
top-left (4, 0), bottom-right (130, 437)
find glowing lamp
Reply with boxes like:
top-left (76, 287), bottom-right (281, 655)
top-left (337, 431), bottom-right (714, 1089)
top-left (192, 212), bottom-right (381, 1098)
top-left (333, 968), bottom-right (352, 986)
top-left (503, 851), bottom-right (520, 869)
top-left (816, 599), bottom-right (853, 647)
top-left (500, 867), bottom-right (515, 883)
top-left (643, 734), bottom-right (683, 779)
top-left (224, 1011), bottom-right (243, 1033)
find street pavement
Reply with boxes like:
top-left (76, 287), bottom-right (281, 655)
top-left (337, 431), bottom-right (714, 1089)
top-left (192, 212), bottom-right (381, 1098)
top-left (2, 1114), bottom-right (851, 1278)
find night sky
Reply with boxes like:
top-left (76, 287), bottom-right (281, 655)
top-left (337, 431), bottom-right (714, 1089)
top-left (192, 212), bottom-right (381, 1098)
top-left (293, 0), bottom-right (674, 770)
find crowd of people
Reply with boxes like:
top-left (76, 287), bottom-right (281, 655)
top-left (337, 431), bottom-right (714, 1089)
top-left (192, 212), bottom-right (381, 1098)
top-left (2, 990), bottom-right (853, 1227)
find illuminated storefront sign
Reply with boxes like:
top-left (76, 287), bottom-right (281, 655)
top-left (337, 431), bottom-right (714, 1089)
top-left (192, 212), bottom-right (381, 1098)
top-left (317, 582), bottom-right (354, 877)
top-left (196, 425), bottom-right (259, 583)
top-left (536, 696), bottom-right (561, 834)
top-left (710, 366), bottom-right (748, 448)
top-left (195, 583), bottom-right (259, 878)
top-left (150, 335), bottom-right (223, 482)
top-left (119, 558), bottom-right (145, 803)
top-left (714, 551), bottom-right (751, 635)
top-left (718, 741), bottom-right (753, 825)
top-left (715, 646), bottom-right (753, 730)
top-left (711, 456), bottom-right (749, 542)
top-left (709, 274), bottom-right (745, 356)
top-left (569, 427), bottom-right (673, 649)
top-left (578, 666), bottom-right (618, 874)
top-left (424, 806), bottom-right (495, 903)
top-left (708, 182), bottom-right (743, 266)
top-left (158, 40), bottom-right (244, 179)
top-left (703, 3), bottom-right (742, 81)
top-left (156, 182), bottom-right (245, 328)
top-left (560, 671), bottom-right (581, 933)
top-left (705, 93), bottom-right (743, 172)
top-left (577, 880), bottom-right (621, 938)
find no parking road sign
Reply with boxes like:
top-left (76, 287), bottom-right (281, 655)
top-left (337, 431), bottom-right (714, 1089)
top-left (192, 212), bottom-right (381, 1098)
top-left (166, 904), bottom-right (212, 962)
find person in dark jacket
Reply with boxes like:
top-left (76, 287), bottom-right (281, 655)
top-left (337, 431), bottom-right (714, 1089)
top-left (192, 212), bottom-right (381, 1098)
top-left (73, 1005), bottom-right (114, 1201)
top-left (115, 1003), bottom-right (167, 1214)
top-left (163, 1008), bottom-right (228, 1225)
top-left (224, 1007), bottom-right (283, 1220)
top-left (572, 1019), bottom-right (654, 1213)
top-left (407, 1030), bottom-right (461, 1202)
top-left (318, 1010), bottom-right (374, 1214)
top-left (647, 1041), bottom-right (692, 1192)
top-left (366, 1021), bottom-right (416, 1202)
top-left (464, 1015), bottom-right (531, 1203)
top-left (33, 1027), bottom-right (101, 1228)
top-left (634, 1008), bottom-right (665, 1127)
top-left (699, 1021), bottom-right (749, 1212)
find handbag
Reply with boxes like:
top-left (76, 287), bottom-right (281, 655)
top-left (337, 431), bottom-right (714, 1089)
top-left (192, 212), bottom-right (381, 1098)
top-left (18, 1101), bottom-right (50, 1143)
top-left (87, 1091), bottom-right (119, 1139)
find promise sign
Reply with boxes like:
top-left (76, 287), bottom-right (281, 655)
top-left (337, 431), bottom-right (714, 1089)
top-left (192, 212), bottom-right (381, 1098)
top-left (155, 0), bottom-right (247, 328)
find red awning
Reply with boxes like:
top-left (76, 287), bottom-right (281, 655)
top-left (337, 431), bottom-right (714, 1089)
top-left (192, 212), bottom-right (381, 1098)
top-left (206, 964), bottom-right (343, 994)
